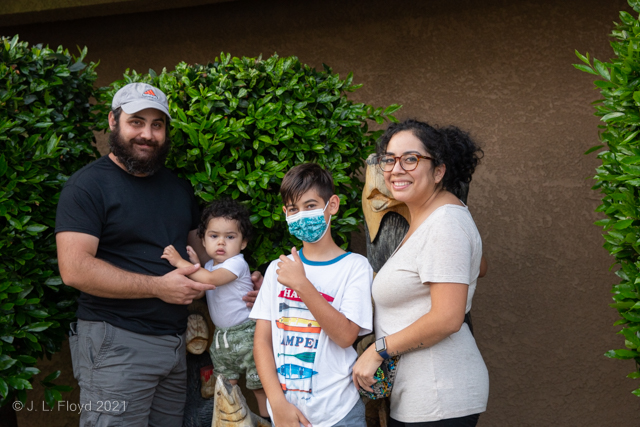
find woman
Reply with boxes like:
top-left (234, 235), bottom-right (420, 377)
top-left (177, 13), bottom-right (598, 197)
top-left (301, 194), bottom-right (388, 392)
top-left (352, 119), bottom-right (489, 427)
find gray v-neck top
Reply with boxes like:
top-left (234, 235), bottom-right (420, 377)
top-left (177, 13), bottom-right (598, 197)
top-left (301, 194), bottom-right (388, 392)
top-left (372, 204), bottom-right (489, 422)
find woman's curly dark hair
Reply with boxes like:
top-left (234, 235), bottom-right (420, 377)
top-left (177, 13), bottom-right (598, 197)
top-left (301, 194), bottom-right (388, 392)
top-left (197, 199), bottom-right (253, 242)
top-left (376, 119), bottom-right (483, 197)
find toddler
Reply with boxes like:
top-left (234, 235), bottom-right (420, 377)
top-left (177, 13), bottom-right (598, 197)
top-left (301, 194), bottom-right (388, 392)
top-left (162, 199), bottom-right (268, 419)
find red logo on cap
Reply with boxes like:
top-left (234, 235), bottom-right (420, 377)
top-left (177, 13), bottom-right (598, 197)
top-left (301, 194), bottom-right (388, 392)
top-left (144, 89), bottom-right (156, 97)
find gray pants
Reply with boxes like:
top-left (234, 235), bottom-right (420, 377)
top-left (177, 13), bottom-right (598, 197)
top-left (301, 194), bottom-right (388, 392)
top-left (69, 319), bottom-right (187, 427)
top-left (333, 398), bottom-right (366, 427)
top-left (270, 398), bottom-right (366, 427)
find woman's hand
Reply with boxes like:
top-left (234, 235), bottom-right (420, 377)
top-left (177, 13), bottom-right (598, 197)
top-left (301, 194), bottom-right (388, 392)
top-left (271, 398), bottom-right (312, 427)
top-left (352, 343), bottom-right (384, 392)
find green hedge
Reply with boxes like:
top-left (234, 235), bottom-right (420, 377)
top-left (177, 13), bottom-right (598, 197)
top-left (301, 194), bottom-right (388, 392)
top-left (576, 0), bottom-right (640, 396)
top-left (0, 35), bottom-right (100, 406)
top-left (99, 53), bottom-right (400, 268)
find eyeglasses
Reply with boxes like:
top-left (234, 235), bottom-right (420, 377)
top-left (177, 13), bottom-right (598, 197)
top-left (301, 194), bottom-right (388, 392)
top-left (377, 154), bottom-right (433, 172)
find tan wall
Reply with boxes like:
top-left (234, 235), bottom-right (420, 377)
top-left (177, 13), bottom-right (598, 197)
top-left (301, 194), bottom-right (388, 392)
top-left (2, 0), bottom-right (639, 425)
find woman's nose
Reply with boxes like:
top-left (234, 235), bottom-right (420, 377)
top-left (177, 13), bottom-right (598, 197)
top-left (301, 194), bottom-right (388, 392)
top-left (391, 158), bottom-right (404, 174)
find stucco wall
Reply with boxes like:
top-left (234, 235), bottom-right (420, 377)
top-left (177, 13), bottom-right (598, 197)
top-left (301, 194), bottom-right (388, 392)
top-left (2, 0), bottom-right (639, 425)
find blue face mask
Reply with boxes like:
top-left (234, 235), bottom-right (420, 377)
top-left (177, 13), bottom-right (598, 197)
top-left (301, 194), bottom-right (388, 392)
top-left (286, 202), bottom-right (331, 243)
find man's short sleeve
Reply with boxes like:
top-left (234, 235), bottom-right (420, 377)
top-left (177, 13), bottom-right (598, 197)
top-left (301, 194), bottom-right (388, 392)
top-left (55, 183), bottom-right (104, 237)
top-left (338, 255), bottom-right (373, 336)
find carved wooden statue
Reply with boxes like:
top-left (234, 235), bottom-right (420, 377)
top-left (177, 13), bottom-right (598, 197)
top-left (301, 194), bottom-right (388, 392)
top-left (212, 374), bottom-right (270, 427)
top-left (184, 300), bottom-right (215, 427)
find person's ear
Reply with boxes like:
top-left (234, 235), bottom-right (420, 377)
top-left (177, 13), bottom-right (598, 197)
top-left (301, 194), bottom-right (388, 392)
top-left (434, 164), bottom-right (446, 184)
top-left (328, 194), bottom-right (340, 215)
top-left (282, 205), bottom-right (287, 215)
top-left (241, 240), bottom-right (248, 251)
top-left (108, 111), bottom-right (117, 131)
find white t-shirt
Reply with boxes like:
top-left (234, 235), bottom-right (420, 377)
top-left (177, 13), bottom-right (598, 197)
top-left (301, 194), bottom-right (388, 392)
top-left (249, 250), bottom-right (373, 427)
top-left (373, 204), bottom-right (489, 422)
top-left (205, 254), bottom-right (253, 329)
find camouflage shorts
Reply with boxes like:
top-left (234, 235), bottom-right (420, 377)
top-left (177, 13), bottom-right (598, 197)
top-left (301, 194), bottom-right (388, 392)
top-left (210, 319), bottom-right (262, 390)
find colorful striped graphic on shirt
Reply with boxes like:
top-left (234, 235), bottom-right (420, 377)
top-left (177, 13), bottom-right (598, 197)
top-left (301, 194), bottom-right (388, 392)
top-left (277, 363), bottom-right (318, 380)
top-left (279, 302), bottom-right (310, 312)
top-left (278, 352), bottom-right (316, 363)
top-left (276, 317), bottom-right (321, 334)
top-left (278, 287), bottom-right (334, 303)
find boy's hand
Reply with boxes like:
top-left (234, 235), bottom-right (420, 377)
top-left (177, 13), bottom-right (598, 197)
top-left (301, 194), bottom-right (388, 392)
top-left (161, 245), bottom-right (185, 267)
top-left (271, 399), bottom-right (312, 427)
top-left (186, 245), bottom-right (200, 265)
top-left (276, 247), bottom-right (309, 293)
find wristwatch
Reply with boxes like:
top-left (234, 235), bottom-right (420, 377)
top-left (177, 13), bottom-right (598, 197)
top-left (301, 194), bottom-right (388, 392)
top-left (375, 336), bottom-right (390, 359)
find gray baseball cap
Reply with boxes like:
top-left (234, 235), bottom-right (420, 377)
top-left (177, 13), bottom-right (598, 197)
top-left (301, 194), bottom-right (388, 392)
top-left (111, 82), bottom-right (172, 120)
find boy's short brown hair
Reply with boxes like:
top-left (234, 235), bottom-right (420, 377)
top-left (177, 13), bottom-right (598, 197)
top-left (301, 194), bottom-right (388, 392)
top-left (280, 163), bottom-right (334, 206)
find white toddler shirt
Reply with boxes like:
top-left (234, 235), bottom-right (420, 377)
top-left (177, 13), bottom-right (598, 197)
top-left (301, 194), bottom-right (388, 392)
top-left (205, 254), bottom-right (253, 329)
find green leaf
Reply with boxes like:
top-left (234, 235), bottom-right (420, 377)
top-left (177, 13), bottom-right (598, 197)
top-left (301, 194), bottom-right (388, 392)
top-left (614, 219), bottom-right (634, 230)
top-left (46, 133), bottom-right (60, 154)
top-left (24, 322), bottom-right (53, 332)
top-left (602, 112), bottom-right (625, 122)
top-left (16, 355), bottom-right (36, 364)
top-left (575, 50), bottom-right (590, 65)
top-left (26, 310), bottom-right (48, 318)
top-left (605, 349), bottom-right (638, 359)
top-left (43, 370), bottom-right (61, 382)
top-left (44, 388), bottom-right (62, 408)
top-left (384, 104), bottom-right (402, 115)
top-left (0, 155), bottom-right (7, 178)
top-left (68, 61), bottom-right (86, 72)
top-left (25, 224), bottom-right (47, 233)
top-left (0, 356), bottom-right (17, 371)
top-left (23, 94), bottom-right (37, 105)
top-left (593, 59), bottom-right (611, 80)
top-left (0, 378), bottom-right (8, 398)
top-left (6, 378), bottom-right (32, 390)
top-left (573, 64), bottom-right (598, 75)
top-left (584, 145), bottom-right (604, 155)
top-left (44, 277), bottom-right (63, 286)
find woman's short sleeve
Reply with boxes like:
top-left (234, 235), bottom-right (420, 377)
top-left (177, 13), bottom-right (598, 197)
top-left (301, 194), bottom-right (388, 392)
top-left (416, 210), bottom-right (475, 285)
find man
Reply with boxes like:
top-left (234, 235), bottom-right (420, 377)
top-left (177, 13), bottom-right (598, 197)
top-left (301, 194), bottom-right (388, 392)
top-left (55, 83), bottom-right (258, 426)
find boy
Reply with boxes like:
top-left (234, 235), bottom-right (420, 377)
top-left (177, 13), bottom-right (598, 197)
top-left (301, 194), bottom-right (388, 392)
top-left (162, 199), bottom-right (268, 419)
top-left (250, 163), bottom-right (373, 427)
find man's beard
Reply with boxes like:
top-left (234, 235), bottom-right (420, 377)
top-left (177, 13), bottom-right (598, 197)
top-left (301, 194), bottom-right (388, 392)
top-left (108, 125), bottom-right (171, 176)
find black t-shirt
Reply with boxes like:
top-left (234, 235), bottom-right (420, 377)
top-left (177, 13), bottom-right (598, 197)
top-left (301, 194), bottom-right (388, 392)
top-left (55, 155), bottom-right (200, 335)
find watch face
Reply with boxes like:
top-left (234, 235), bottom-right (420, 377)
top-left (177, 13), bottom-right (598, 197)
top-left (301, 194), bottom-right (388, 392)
top-left (376, 337), bottom-right (385, 352)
